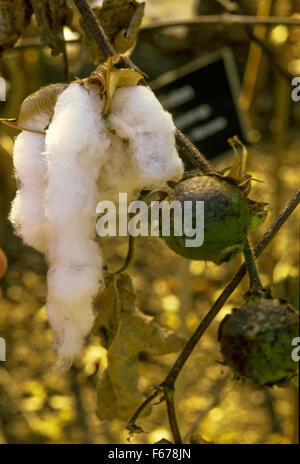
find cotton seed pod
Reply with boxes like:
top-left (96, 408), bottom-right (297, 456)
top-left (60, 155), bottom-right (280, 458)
top-left (219, 297), bottom-right (299, 386)
top-left (161, 174), bottom-right (267, 264)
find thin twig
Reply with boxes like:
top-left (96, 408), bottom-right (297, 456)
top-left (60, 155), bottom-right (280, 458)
top-left (217, 0), bottom-right (293, 83)
top-left (62, 41), bottom-right (70, 83)
top-left (246, 27), bottom-right (293, 81)
top-left (115, 234), bottom-right (135, 275)
top-left (163, 386), bottom-right (182, 444)
top-left (175, 129), bottom-right (217, 175)
top-left (141, 15), bottom-right (300, 31)
top-left (4, 13), bottom-right (300, 54)
top-left (73, 0), bottom-right (115, 59)
top-left (127, 388), bottom-right (161, 437)
top-left (127, 187), bottom-right (300, 430)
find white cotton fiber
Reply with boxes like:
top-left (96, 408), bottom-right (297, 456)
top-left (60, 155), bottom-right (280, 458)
top-left (44, 83), bottom-right (111, 369)
top-left (10, 79), bottom-right (184, 369)
top-left (107, 85), bottom-right (184, 190)
top-left (9, 132), bottom-right (47, 253)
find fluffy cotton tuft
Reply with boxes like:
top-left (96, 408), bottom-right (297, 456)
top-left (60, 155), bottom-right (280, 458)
top-left (44, 83), bottom-right (110, 369)
top-left (10, 81), bottom-right (184, 369)
top-left (10, 132), bottom-right (47, 253)
top-left (107, 86), bottom-right (183, 190)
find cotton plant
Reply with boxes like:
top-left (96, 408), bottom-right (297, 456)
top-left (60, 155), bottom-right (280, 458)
top-left (8, 67), bottom-right (184, 369)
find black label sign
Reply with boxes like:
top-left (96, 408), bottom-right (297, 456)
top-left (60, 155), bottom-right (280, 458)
top-left (151, 48), bottom-right (249, 160)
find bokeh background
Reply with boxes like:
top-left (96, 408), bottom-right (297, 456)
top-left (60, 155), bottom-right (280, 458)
top-left (0, 0), bottom-right (299, 444)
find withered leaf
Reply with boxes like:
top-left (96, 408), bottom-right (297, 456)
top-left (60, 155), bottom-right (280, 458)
top-left (31, 0), bottom-right (73, 55)
top-left (82, 0), bottom-right (145, 64)
top-left (94, 273), bottom-right (185, 421)
top-left (0, 0), bottom-right (32, 53)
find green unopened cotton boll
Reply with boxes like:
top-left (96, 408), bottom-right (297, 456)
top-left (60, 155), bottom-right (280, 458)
top-left (161, 175), bottom-right (266, 264)
top-left (218, 298), bottom-right (299, 386)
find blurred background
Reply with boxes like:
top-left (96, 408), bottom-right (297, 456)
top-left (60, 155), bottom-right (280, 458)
top-left (0, 0), bottom-right (299, 444)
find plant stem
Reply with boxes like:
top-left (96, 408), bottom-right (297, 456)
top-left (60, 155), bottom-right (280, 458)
top-left (175, 129), bottom-right (217, 175)
top-left (73, 0), bottom-right (115, 59)
top-left (246, 27), bottom-right (293, 81)
top-left (62, 42), bottom-right (70, 83)
top-left (116, 234), bottom-right (135, 275)
top-left (243, 238), bottom-right (264, 293)
top-left (127, 388), bottom-right (160, 437)
top-left (163, 386), bottom-right (182, 444)
top-left (141, 15), bottom-right (300, 30)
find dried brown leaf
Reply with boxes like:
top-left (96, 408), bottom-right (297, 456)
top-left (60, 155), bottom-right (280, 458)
top-left (94, 273), bottom-right (185, 421)
top-left (82, 0), bottom-right (145, 64)
top-left (0, 0), bottom-right (32, 53)
top-left (31, 0), bottom-right (73, 55)
top-left (0, 83), bottom-right (67, 134)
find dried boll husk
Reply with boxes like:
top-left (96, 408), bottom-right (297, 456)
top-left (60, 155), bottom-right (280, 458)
top-left (0, 0), bottom-right (73, 55)
top-left (218, 297), bottom-right (299, 386)
top-left (1, 83), bottom-right (67, 133)
top-left (81, 0), bottom-right (145, 63)
top-left (161, 174), bottom-right (267, 264)
top-left (30, 0), bottom-right (73, 55)
top-left (0, 0), bottom-right (32, 53)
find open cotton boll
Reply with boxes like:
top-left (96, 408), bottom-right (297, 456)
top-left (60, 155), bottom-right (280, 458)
top-left (9, 132), bottom-right (47, 253)
top-left (107, 85), bottom-right (184, 189)
top-left (44, 82), bottom-right (111, 368)
top-left (9, 79), bottom-right (184, 369)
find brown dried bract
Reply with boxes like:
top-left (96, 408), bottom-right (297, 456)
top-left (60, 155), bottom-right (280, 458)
top-left (0, 83), bottom-right (67, 133)
top-left (83, 55), bottom-right (142, 114)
